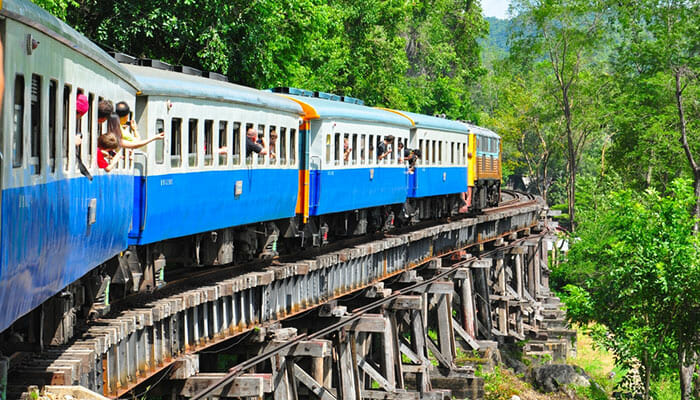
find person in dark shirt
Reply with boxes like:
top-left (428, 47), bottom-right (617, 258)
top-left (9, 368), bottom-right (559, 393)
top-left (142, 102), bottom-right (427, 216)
top-left (246, 128), bottom-right (268, 157)
top-left (398, 141), bottom-right (410, 162)
top-left (378, 135), bottom-right (394, 160)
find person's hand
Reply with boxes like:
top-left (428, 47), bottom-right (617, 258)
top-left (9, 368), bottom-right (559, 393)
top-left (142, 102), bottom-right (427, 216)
top-left (75, 134), bottom-right (82, 147)
top-left (129, 119), bottom-right (138, 131)
top-left (155, 131), bottom-right (165, 140)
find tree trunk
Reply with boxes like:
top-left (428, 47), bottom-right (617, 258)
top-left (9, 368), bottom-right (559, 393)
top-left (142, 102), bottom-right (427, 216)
top-left (563, 86), bottom-right (576, 231)
top-left (680, 347), bottom-right (694, 400)
top-left (674, 71), bottom-right (700, 232)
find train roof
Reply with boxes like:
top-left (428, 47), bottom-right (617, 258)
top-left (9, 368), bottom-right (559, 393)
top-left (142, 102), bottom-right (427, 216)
top-left (463, 123), bottom-right (500, 139)
top-left (282, 95), bottom-right (413, 128)
top-left (124, 65), bottom-right (304, 114)
top-left (380, 109), bottom-right (470, 134)
top-left (1, 0), bottom-right (139, 89)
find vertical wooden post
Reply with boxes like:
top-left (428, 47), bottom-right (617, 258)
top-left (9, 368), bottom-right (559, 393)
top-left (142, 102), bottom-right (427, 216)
top-left (271, 353), bottom-right (291, 400)
top-left (460, 269), bottom-right (476, 338)
top-left (515, 252), bottom-right (523, 298)
top-left (436, 293), bottom-right (456, 362)
top-left (335, 333), bottom-right (359, 400)
top-left (410, 309), bottom-right (431, 395)
top-left (496, 258), bottom-right (507, 333)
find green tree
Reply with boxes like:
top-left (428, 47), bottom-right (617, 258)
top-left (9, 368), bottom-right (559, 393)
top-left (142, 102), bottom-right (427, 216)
top-left (509, 0), bottom-right (608, 230)
top-left (559, 179), bottom-right (700, 399)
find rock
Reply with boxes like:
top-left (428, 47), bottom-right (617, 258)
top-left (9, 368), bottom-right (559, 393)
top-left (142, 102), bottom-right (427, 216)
top-left (530, 364), bottom-right (591, 393)
top-left (510, 395), bottom-right (521, 400)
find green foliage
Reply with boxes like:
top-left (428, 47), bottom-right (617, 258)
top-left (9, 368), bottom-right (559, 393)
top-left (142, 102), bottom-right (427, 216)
top-left (27, 0), bottom-right (487, 119)
top-left (560, 179), bottom-right (700, 391)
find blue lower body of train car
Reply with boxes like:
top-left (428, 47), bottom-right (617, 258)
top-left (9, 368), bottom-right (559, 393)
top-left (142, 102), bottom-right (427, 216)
top-left (129, 169), bottom-right (299, 245)
top-left (309, 167), bottom-right (406, 216)
top-left (0, 174), bottom-right (133, 333)
top-left (408, 166), bottom-right (468, 198)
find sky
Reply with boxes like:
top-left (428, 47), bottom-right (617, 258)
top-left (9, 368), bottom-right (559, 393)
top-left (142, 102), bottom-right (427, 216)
top-left (482, 0), bottom-right (510, 19)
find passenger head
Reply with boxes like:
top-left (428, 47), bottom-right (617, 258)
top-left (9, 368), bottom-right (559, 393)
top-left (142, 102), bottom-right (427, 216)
top-left (398, 141), bottom-right (404, 150)
top-left (76, 93), bottom-right (89, 118)
top-left (115, 101), bottom-right (130, 124)
top-left (98, 133), bottom-right (119, 150)
top-left (98, 100), bottom-right (114, 123)
top-left (385, 135), bottom-right (394, 144)
top-left (246, 128), bottom-right (257, 140)
top-left (270, 129), bottom-right (277, 141)
top-left (107, 113), bottom-right (123, 144)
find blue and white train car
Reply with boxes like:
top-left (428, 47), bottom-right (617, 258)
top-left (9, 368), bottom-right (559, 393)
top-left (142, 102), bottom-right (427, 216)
top-left (282, 93), bottom-right (412, 235)
top-left (386, 110), bottom-right (470, 200)
top-left (123, 65), bottom-right (303, 260)
top-left (0, 0), bottom-right (138, 333)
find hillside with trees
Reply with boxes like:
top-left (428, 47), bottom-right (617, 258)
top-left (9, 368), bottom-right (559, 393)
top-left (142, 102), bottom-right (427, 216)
top-left (32, 0), bottom-right (700, 398)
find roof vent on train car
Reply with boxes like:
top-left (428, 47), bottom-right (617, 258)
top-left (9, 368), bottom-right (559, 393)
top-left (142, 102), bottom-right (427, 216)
top-left (174, 65), bottom-right (202, 76)
top-left (434, 113), bottom-right (447, 119)
top-left (314, 91), bottom-right (341, 102)
top-left (139, 58), bottom-right (173, 71)
top-left (109, 52), bottom-right (138, 64)
top-left (341, 96), bottom-right (364, 106)
top-left (270, 87), bottom-right (314, 97)
top-left (204, 71), bottom-right (228, 82)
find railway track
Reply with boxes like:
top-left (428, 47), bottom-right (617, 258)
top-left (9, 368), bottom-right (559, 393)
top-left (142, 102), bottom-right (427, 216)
top-left (5, 192), bottom-right (567, 400)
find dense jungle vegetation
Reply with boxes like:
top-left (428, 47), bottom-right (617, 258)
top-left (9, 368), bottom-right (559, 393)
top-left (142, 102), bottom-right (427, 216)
top-left (34, 0), bottom-right (700, 398)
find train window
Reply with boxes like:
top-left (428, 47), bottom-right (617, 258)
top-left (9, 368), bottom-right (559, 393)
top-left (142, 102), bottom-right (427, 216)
top-left (368, 135), bottom-right (374, 163)
top-left (97, 96), bottom-right (105, 134)
top-left (204, 119), bottom-right (213, 166)
top-left (438, 141), bottom-right (442, 164)
top-left (171, 118), bottom-right (182, 168)
top-left (290, 128), bottom-right (296, 164)
top-left (462, 142), bottom-right (466, 163)
top-left (425, 140), bottom-right (431, 165)
top-left (155, 119), bottom-right (165, 164)
top-left (257, 124), bottom-right (266, 165)
top-left (432, 141), bottom-right (437, 164)
top-left (219, 121), bottom-right (228, 166)
top-left (269, 126), bottom-right (277, 165)
top-left (280, 127), bottom-right (287, 165)
top-left (450, 142), bottom-right (455, 164)
top-left (49, 80), bottom-right (57, 172)
top-left (376, 136), bottom-right (383, 164)
top-left (232, 122), bottom-right (241, 165)
top-left (326, 134), bottom-right (331, 164)
top-left (352, 134), bottom-right (358, 165)
top-left (245, 123), bottom-right (255, 165)
top-left (334, 133), bottom-right (341, 165)
top-left (188, 119), bottom-right (198, 167)
top-left (360, 135), bottom-right (366, 164)
top-left (342, 134), bottom-right (349, 165)
top-left (30, 75), bottom-right (41, 174)
top-left (418, 139), bottom-right (423, 165)
top-left (87, 93), bottom-right (94, 164)
top-left (13, 75), bottom-right (25, 168)
top-left (62, 85), bottom-right (71, 171)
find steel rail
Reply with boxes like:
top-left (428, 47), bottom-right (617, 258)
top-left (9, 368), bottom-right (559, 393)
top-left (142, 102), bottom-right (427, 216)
top-left (190, 230), bottom-right (546, 400)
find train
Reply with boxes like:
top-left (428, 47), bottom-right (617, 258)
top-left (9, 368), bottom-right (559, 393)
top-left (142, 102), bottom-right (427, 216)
top-left (0, 0), bottom-right (501, 347)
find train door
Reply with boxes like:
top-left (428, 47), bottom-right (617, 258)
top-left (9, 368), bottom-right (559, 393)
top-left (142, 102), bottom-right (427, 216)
top-left (0, 22), bottom-right (5, 254)
top-left (407, 127), bottom-right (417, 197)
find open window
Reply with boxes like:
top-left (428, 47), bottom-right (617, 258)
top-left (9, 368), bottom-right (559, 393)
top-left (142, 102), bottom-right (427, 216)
top-left (280, 127), bottom-right (287, 165)
top-left (188, 119), bottom-right (198, 167)
top-left (170, 118), bottom-right (182, 168)
top-left (155, 119), bottom-right (165, 164)
top-left (269, 126), bottom-right (277, 165)
top-left (232, 122), bottom-right (241, 165)
top-left (204, 119), bottom-right (213, 166)
top-left (49, 80), bottom-right (57, 172)
top-left (290, 128), bottom-right (297, 165)
top-left (257, 124), bottom-right (265, 165)
top-left (352, 134), bottom-right (358, 165)
top-left (360, 134), bottom-right (366, 164)
top-left (30, 75), bottom-right (41, 174)
top-left (13, 75), bottom-right (25, 169)
top-left (219, 121), bottom-right (228, 166)
top-left (334, 133), bottom-right (341, 166)
top-left (62, 85), bottom-right (71, 171)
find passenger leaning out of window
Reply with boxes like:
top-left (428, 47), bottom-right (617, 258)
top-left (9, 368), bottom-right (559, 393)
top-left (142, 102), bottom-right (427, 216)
top-left (246, 128), bottom-right (268, 157)
top-left (343, 137), bottom-right (352, 162)
top-left (269, 128), bottom-right (278, 160)
top-left (114, 101), bottom-right (164, 149)
top-left (378, 135), bottom-right (394, 161)
top-left (75, 94), bottom-right (93, 180)
top-left (97, 117), bottom-right (124, 172)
